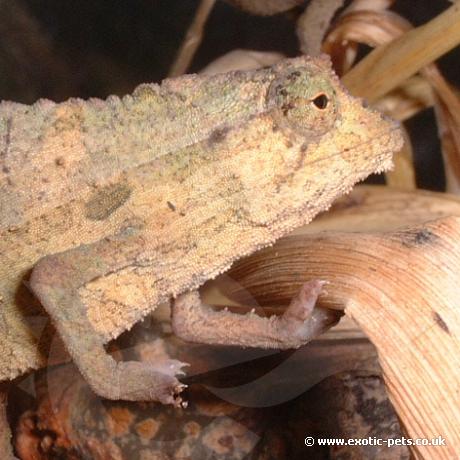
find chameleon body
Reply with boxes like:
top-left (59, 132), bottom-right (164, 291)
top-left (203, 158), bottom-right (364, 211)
top-left (0, 56), bottom-right (402, 420)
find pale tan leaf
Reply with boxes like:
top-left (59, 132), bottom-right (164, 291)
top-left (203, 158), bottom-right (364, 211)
top-left (323, 10), bottom-right (410, 74)
top-left (344, 0), bottom-right (394, 14)
top-left (225, 0), bottom-right (304, 15)
top-left (200, 50), bottom-right (285, 75)
top-left (297, 0), bottom-right (346, 56)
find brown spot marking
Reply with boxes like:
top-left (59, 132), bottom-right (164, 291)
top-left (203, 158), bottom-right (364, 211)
top-left (85, 182), bottom-right (132, 221)
top-left (401, 228), bottom-right (435, 248)
top-left (55, 156), bottom-right (65, 166)
top-left (167, 201), bottom-right (176, 211)
top-left (209, 126), bottom-right (230, 144)
top-left (433, 311), bottom-right (450, 335)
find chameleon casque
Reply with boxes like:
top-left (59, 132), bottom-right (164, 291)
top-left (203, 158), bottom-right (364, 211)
top-left (0, 55), bottom-right (402, 456)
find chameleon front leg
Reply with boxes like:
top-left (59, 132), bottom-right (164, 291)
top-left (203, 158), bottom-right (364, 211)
top-left (172, 280), bottom-right (341, 348)
top-left (29, 232), bottom-right (187, 407)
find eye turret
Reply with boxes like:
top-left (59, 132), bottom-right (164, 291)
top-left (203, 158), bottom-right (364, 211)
top-left (267, 67), bottom-right (339, 138)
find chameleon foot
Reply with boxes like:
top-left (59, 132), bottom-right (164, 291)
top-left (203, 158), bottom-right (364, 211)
top-left (277, 280), bottom-right (339, 343)
top-left (112, 361), bottom-right (188, 407)
top-left (172, 281), bottom-right (341, 349)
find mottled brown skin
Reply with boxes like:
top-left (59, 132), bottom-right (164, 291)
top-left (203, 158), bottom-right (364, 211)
top-left (1, 55), bottom-right (402, 457)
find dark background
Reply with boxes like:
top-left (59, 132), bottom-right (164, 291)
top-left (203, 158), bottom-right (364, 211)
top-left (1, 0), bottom-right (459, 190)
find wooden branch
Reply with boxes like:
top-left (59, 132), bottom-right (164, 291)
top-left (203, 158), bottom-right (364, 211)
top-left (225, 216), bottom-right (460, 458)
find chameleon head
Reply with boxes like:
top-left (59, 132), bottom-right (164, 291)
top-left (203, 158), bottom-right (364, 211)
top-left (238, 55), bottom-right (404, 232)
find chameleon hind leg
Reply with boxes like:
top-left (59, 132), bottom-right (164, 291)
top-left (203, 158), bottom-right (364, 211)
top-left (29, 231), bottom-right (187, 407)
top-left (172, 280), bottom-right (342, 348)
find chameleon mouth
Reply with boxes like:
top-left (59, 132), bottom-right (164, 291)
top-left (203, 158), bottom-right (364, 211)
top-left (303, 123), bottom-right (403, 170)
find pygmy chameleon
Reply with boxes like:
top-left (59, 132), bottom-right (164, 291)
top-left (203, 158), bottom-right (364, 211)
top-left (0, 55), bottom-right (402, 429)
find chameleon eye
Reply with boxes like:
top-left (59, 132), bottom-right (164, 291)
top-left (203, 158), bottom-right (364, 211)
top-left (266, 66), bottom-right (339, 138)
top-left (312, 93), bottom-right (329, 110)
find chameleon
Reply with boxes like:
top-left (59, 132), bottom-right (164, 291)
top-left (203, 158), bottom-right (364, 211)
top-left (0, 55), bottom-right (402, 457)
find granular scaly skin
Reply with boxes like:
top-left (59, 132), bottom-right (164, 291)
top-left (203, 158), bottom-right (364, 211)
top-left (0, 56), bottom-right (402, 405)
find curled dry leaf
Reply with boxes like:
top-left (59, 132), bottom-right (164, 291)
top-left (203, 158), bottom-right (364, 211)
top-left (200, 50), bottom-right (285, 75)
top-left (210, 189), bottom-right (460, 458)
top-left (224, 0), bottom-right (304, 16)
top-left (204, 185), bottom-right (460, 335)
top-left (298, 0), bottom-right (395, 67)
top-left (296, 0), bottom-right (346, 56)
top-left (225, 216), bottom-right (460, 459)
top-left (342, 0), bottom-right (394, 14)
top-left (323, 9), bottom-right (410, 75)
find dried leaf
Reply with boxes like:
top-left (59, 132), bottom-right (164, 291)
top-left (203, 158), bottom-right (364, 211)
top-left (297, 0), bottom-right (346, 56)
top-left (225, 0), bottom-right (304, 15)
top-left (200, 50), bottom-right (285, 75)
top-left (323, 9), bottom-right (410, 74)
top-left (343, 0), bottom-right (394, 14)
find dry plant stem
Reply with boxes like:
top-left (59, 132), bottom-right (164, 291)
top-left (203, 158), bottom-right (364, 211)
top-left (342, 2), bottom-right (460, 102)
top-left (168, 0), bottom-right (216, 77)
top-left (227, 217), bottom-right (460, 458)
